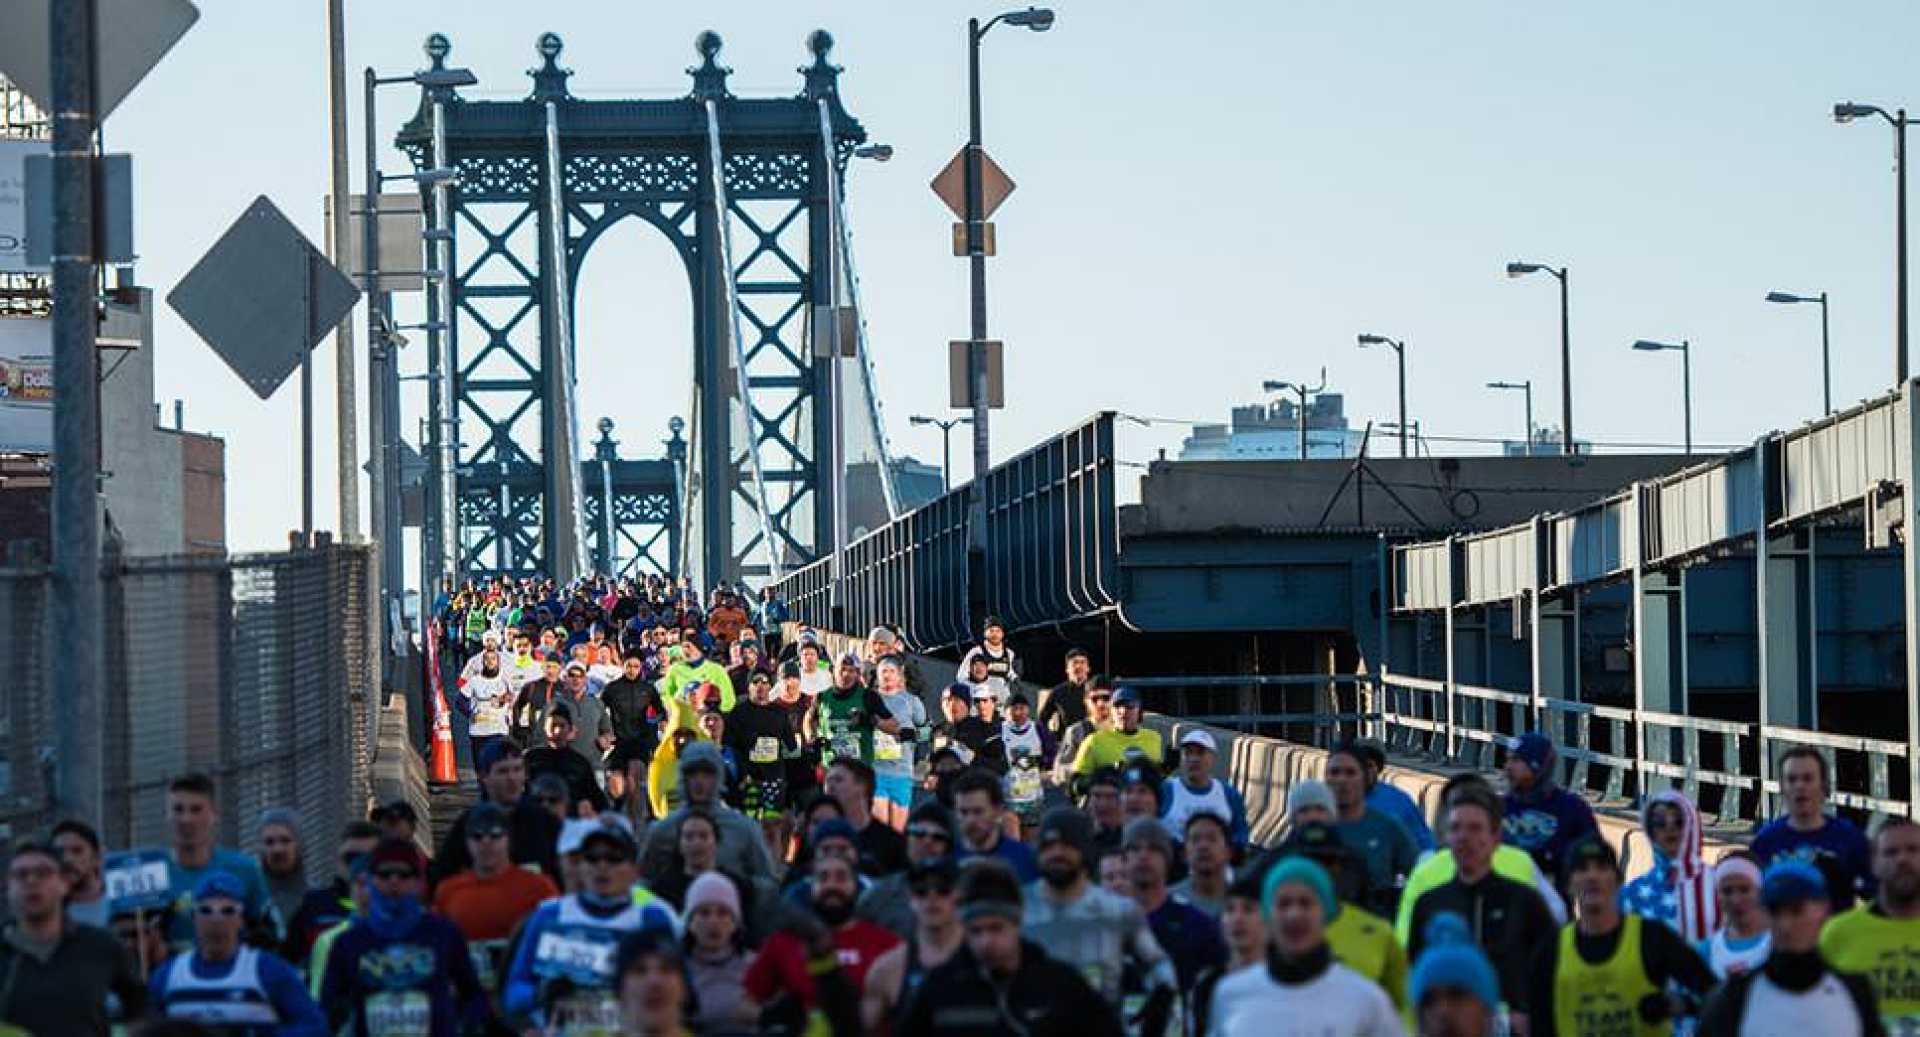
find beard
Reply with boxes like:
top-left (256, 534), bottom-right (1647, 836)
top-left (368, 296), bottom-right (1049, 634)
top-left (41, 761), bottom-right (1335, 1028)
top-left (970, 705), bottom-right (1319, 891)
top-left (814, 892), bottom-right (854, 927)
top-left (1040, 859), bottom-right (1080, 890)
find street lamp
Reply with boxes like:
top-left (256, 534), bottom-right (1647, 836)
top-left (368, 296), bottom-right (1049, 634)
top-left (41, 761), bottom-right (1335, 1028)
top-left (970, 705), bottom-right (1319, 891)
top-left (960, 7), bottom-right (1054, 626)
top-left (1357, 333), bottom-right (1408, 457)
top-left (1765, 290), bottom-right (1833, 414)
top-left (365, 36), bottom-right (477, 678)
top-left (1631, 339), bottom-right (1692, 455)
top-left (853, 143), bottom-right (894, 162)
top-left (1262, 369), bottom-right (1326, 460)
top-left (1487, 380), bottom-right (1534, 456)
top-left (1506, 260), bottom-right (1574, 455)
top-left (1834, 101), bottom-right (1909, 382)
top-left (910, 414), bottom-right (974, 492)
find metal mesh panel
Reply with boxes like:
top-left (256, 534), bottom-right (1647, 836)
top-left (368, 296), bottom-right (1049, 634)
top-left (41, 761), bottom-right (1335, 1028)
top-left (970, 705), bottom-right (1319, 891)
top-left (2, 545), bottom-right (377, 884)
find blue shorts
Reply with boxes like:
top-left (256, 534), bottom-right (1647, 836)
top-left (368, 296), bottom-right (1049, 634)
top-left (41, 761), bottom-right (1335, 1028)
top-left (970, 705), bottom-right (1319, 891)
top-left (875, 772), bottom-right (915, 806)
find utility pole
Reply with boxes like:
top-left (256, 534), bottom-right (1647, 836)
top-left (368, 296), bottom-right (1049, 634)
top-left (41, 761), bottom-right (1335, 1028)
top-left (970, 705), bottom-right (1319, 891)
top-left (326, 0), bottom-right (358, 541)
top-left (963, 17), bottom-right (991, 625)
top-left (50, 0), bottom-right (103, 825)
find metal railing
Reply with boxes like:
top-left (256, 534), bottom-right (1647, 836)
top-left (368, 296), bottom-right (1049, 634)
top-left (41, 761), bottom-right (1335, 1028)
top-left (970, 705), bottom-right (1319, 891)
top-left (1, 545), bottom-right (378, 883)
top-left (775, 413), bottom-right (1120, 650)
top-left (1379, 672), bottom-right (1904, 823)
top-left (1126, 674), bottom-right (1375, 747)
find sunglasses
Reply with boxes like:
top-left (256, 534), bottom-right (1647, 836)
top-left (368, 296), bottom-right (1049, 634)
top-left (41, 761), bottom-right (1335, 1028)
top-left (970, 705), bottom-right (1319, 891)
top-left (910, 881), bottom-right (957, 897)
top-left (1088, 695), bottom-right (1113, 703)
top-left (372, 867), bottom-right (419, 882)
top-left (581, 852), bottom-right (631, 866)
top-left (469, 829), bottom-right (508, 841)
top-left (906, 827), bottom-right (952, 842)
top-left (195, 903), bottom-right (242, 918)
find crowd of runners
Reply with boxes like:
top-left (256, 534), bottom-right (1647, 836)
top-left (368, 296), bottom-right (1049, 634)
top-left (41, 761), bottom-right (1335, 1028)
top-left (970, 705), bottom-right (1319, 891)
top-left (4, 573), bottom-right (1919, 1036)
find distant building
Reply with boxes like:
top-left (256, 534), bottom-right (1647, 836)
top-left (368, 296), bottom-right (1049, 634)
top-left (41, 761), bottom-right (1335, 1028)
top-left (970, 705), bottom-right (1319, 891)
top-left (1180, 393), bottom-right (1368, 461)
top-left (846, 455), bottom-right (945, 539)
top-left (1500, 428), bottom-right (1590, 457)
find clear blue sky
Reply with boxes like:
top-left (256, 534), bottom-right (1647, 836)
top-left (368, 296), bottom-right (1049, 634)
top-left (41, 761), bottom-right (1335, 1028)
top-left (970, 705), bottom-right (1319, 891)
top-left (105, 1), bottom-right (1917, 552)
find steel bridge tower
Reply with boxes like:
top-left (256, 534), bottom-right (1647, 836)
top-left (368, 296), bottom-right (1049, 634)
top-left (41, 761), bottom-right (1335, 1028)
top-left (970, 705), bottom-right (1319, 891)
top-left (398, 30), bottom-right (878, 587)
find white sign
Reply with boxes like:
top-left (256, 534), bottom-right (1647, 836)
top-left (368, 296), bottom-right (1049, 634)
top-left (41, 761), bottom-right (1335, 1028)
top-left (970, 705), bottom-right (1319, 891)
top-left (102, 848), bottom-right (173, 913)
top-left (0, 316), bottom-right (50, 453)
top-left (0, 141), bottom-right (46, 273)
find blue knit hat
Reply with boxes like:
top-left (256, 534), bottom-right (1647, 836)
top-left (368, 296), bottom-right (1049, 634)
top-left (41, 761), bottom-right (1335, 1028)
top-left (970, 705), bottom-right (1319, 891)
top-left (1508, 731), bottom-right (1556, 775)
top-left (192, 871), bottom-right (247, 905)
top-left (1261, 855), bottom-right (1336, 921)
top-left (1761, 859), bottom-right (1828, 908)
top-left (1410, 912), bottom-right (1500, 1011)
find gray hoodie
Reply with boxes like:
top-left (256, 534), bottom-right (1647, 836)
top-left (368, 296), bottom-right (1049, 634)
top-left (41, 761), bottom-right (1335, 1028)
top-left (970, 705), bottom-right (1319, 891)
top-left (640, 742), bottom-right (778, 894)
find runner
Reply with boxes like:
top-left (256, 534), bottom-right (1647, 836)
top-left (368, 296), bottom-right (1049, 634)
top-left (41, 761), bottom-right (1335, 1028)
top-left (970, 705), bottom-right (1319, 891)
top-left (1699, 853), bottom-right (1771, 979)
top-left (1072, 686), bottom-right (1165, 778)
top-left (434, 742), bottom-right (561, 882)
top-left (1161, 730), bottom-right (1252, 858)
top-left (1352, 740), bottom-right (1436, 854)
top-left (896, 860), bottom-right (1122, 1037)
top-left (1623, 789), bottom-right (1720, 943)
top-left (725, 667), bottom-right (797, 858)
top-left (1021, 806), bottom-right (1177, 1018)
top-left (1172, 811), bottom-right (1236, 917)
top-left (148, 872), bottom-right (327, 1035)
top-left (1203, 857), bottom-right (1405, 1036)
top-left (501, 817), bottom-right (677, 1033)
top-left (952, 769), bottom-right (1040, 882)
top-left (1056, 675), bottom-right (1115, 788)
top-left (1037, 646), bottom-right (1094, 741)
top-left (1407, 914), bottom-right (1502, 1037)
top-left (871, 655), bottom-right (928, 829)
top-left (431, 802), bottom-right (559, 1000)
top-left (318, 839), bottom-right (488, 1036)
top-left (51, 817), bottom-right (110, 929)
top-left (1325, 743), bottom-right (1419, 919)
top-left (1000, 692), bottom-right (1054, 838)
top-left (642, 742), bottom-right (779, 900)
top-left (810, 651), bottom-right (900, 770)
top-left (861, 856), bottom-right (966, 1032)
top-left (1275, 821), bottom-right (1409, 1012)
top-left (162, 772), bottom-right (272, 951)
top-left (857, 801), bottom-right (960, 939)
top-left (743, 853), bottom-right (900, 1020)
top-left (1526, 837), bottom-right (1715, 1037)
top-left (1753, 747), bottom-right (1872, 910)
top-left (0, 840), bottom-right (148, 1035)
top-left (1697, 861), bottom-right (1882, 1036)
top-left (956, 615), bottom-right (1020, 698)
top-left (1819, 816), bottom-right (1920, 1032)
top-left (680, 870), bottom-right (757, 1034)
top-left (1502, 732), bottom-right (1600, 890)
top-left (823, 757), bottom-right (910, 876)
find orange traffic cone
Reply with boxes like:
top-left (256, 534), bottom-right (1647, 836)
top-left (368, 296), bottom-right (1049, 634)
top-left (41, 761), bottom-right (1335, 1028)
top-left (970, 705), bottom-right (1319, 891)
top-left (426, 621), bottom-right (460, 785)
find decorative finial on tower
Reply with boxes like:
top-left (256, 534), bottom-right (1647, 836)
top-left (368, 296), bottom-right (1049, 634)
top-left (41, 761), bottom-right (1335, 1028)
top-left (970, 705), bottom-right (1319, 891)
top-left (530, 32), bottom-right (572, 101)
top-left (425, 33), bottom-right (451, 67)
top-left (801, 29), bottom-right (841, 100)
top-left (689, 30), bottom-right (732, 100)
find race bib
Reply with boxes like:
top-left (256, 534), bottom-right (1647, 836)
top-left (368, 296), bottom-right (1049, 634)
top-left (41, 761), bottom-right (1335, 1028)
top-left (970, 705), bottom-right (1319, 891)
top-left (1008, 766), bottom-right (1043, 805)
top-left (469, 938), bottom-right (507, 993)
top-left (552, 991), bottom-right (622, 1037)
top-left (749, 736), bottom-right (781, 764)
top-left (830, 733), bottom-right (861, 761)
top-left (365, 990), bottom-right (431, 1037)
top-left (873, 730), bottom-right (903, 761)
top-left (532, 926), bottom-right (619, 986)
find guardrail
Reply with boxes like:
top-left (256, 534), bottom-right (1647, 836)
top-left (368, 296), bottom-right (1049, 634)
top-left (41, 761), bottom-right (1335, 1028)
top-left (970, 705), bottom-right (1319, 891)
top-left (773, 413), bottom-right (1120, 651)
top-left (1124, 674), bottom-right (1374, 746)
top-left (1378, 671), bottom-right (1907, 822)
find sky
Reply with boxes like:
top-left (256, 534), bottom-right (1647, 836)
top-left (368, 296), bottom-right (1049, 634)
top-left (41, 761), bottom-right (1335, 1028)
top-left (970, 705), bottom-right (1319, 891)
top-left (91, 1), bottom-right (1920, 553)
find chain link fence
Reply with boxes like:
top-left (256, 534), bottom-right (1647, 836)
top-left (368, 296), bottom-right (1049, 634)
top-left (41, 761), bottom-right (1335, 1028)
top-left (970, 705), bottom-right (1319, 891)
top-left (0, 544), bottom-right (378, 883)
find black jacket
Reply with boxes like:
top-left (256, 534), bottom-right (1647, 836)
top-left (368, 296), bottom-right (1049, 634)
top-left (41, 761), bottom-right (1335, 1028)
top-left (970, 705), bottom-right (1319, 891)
top-left (598, 675), bottom-right (659, 748)
top-left (523, 743), bottom-right (611, 813)
top-left (1406, 870), bottom-right (1555, 1012)
top-left (896, 939), bottom-right (1122, 1037)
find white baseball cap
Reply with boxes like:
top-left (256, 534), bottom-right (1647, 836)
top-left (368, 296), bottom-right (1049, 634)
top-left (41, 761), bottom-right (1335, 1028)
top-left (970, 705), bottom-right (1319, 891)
top-left (1178, 729), bottom-right (1218, 752)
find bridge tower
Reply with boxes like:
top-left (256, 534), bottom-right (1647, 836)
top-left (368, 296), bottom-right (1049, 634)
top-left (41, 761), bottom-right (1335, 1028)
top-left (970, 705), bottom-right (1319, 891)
top-left (398, 30), bottom-right (876, 586)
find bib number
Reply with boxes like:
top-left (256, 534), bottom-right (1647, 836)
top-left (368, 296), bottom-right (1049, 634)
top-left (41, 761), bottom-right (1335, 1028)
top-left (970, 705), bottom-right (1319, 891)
top-left (533, 927), bottom-right (619, 986)
top-left (364, 990), bottom-right (430, 1037)
top-left (552, 991), bottom-right (622, 1037)
top-left (873, 730), bottom-right (903, 761)
top-left (749, 736), bottom-right (781, 764)
top-left (830, 733), bottom-right (861, 761)
top-left (1008, 766), bottom-right (1043, 805)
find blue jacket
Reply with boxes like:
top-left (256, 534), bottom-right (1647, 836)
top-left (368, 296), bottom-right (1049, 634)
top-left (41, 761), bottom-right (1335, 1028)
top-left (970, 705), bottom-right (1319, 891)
top-left (1501, 781), bottom-right (1598, 880)
top-left (501, 894), bottom-right (678, 1029)
top-left (319, 913), bottom-right (489, 1037)
top-left (1366, 781), bottom-right (1435, 852)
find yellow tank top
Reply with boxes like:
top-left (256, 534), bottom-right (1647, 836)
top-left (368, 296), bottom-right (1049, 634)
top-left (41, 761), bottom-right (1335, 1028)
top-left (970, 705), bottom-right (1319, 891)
top-left (1552, 914), bottom-right (1664, 1037)
top-left (1819, 904), bottom-right (1920, 1032)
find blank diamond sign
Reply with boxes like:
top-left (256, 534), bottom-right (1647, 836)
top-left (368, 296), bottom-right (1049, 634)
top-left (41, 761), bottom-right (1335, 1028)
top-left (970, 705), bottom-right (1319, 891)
top-left (167, 196), bottom-right (360, 400)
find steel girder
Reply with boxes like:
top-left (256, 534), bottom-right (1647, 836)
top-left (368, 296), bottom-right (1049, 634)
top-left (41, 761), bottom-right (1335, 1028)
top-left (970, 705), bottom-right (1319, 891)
top-left (398, 30), bottom-right (865, 585)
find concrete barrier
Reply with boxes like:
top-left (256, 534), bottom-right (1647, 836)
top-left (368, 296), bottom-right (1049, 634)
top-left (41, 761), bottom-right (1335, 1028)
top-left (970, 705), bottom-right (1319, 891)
top-left (1145, 714), bottom-right (1742, 879)
top-left (369, 690), bottom-right (434, 858)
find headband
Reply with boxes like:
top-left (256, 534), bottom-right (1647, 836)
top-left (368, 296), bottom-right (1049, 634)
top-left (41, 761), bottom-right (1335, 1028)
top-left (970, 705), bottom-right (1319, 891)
top-left (1713, 856), bottom-right (1761, 889)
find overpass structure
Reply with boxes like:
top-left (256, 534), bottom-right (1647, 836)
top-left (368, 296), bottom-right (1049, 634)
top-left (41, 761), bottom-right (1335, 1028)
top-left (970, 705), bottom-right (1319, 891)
top-left (1383, 383), bottom-right (1920, 824)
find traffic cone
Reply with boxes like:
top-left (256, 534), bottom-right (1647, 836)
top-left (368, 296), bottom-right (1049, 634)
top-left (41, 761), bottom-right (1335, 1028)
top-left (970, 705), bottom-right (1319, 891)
top-left (426, 620), bottom-right (459, 784)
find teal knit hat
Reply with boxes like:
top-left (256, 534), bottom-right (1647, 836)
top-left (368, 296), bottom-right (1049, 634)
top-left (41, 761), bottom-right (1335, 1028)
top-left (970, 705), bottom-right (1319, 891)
top-left (1261, 855), bottom-right (1336, 921)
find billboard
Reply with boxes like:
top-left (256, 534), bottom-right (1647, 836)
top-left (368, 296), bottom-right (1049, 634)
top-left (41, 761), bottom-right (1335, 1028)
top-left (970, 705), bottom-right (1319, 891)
top-left (0, 317), bottom-right (51, 454)
top-left (0, 140), bottom-right (48, 273)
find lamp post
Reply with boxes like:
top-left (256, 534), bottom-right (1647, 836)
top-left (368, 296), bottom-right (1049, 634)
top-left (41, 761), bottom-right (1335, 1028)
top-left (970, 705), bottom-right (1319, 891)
top-left (1357, 333), bottom-right (1407, 457)
top-left (364, 41), bottom-right (475, 680)
top-left (1631, 339), bottom-right (1692, 455)
top-left (1262, 370), bottom-right (1327, 460)
top-left (1487, 380), bottom-right (1534, 456)
top-left (962, 6), bottom-right (1053, 624)
top-left (1506, 261), bottom-right (1574, 454)
top-left (1765, 290), bottom-right (1832, 414)
top-left (911, 414), bottom-right (973, 492)
top-left (1834, 102), bottom-right (1909, 382)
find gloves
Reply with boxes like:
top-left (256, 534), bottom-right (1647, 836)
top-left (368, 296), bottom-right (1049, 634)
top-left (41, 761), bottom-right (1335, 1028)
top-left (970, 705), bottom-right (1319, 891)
top-left (896, 725), bottom-right (917, 742)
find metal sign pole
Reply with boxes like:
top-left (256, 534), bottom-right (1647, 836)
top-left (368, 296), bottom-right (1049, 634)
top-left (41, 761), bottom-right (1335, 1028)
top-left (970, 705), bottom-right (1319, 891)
top-left (301, 250), bottom-right (314, 540)
top-left (50, 0), bottom-right (104, 825)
